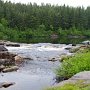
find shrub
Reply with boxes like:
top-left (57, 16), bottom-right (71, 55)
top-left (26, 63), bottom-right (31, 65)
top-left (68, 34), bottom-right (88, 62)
top-left (56, 51), bottom-right (90, 80)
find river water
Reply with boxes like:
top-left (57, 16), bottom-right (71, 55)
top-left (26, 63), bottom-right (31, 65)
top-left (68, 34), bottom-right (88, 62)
top-left (0, 43), bottom-right (71, 90)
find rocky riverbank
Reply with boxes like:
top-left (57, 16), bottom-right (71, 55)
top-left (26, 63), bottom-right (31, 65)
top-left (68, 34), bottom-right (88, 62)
top-left (46, 41), bottom-right (90, 90)
top-left (0, 41), bottom-right (72, 90)
top-left (0, 41), bottom-right (23, 88)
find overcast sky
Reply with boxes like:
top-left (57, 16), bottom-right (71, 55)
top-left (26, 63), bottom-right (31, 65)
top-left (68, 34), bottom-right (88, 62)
top-left (4, 0), bottom-right (90, 8)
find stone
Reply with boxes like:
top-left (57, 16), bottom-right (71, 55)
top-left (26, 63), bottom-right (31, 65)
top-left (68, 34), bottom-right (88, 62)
top-left (55, 71), bottom-right (90, 87)
top-left (69, 46), bottom-right (80, 53)
top-left (48, 58), bottom-right (57, 62)
top-left (0, 52), bottom-right (17, 66)
top-left (2, 66), bottom-right (19, 73)
top-left (82, 40), bottom-right (90, 45)
top-left (0, 65), bottom-right (5, 71)
top-left (0, 46), bottom-right (8, 51)
top-left (6, 43), bottom-right (20, 47)
top-left (14, 55), bottom-right (23, 64)
top-left (0, 82), bottom-right (15, 88)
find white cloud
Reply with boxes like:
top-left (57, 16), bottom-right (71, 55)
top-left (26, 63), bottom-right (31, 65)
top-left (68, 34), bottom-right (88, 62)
top-left (4, 0), bottom-right (90, 8)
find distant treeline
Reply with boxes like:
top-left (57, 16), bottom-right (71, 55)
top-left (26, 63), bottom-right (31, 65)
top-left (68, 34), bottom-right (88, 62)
top-left (0, 0), bottom-right (90, 42)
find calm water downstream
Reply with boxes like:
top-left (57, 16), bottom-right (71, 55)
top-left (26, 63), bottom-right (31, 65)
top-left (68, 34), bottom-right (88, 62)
top-left (0, 43), bottom-right (71, 90)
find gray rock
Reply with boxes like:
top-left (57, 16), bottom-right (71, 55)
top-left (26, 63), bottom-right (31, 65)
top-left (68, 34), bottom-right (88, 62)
top-left (82, 40), bottom-right (90, 45)
top-left (0, 46), bottom-right (8, 51)
top-left (0, 82), bottom-right (15, 88)
top-left (2, 66), bottom-right (19, 73)
top-left (6, 43), bottom-right (20, 47)
top-left (55, 71), bottom-right (90, 87)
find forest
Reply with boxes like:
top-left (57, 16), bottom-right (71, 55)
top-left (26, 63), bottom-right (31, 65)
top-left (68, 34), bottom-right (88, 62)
top-left (0, 0), bottom-right (90, 42)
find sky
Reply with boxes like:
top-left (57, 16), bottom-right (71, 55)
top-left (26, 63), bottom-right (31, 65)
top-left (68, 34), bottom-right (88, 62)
top-left (3, 0), bottom-right (90, 8)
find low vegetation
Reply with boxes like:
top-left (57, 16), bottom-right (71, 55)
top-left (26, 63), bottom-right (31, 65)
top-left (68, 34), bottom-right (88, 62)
top-left (56, 47), bottom-right (90, 80)
top-left (46, 81), bottom-right (90, 90)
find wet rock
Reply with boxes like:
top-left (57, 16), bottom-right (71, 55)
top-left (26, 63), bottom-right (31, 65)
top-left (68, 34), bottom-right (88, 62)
top-left (0, 59), bottom-right (14, 66)
top-left (0, 52), bottom-right (16, 59)
top-left (69, 46), bottom-right (80, 53)
top-left (0, 40), bottom-right (7, 45)
top-left (24, 57), bottom-right (33, 60)
top-left (82, 40), bottom-right (90, 45)
top-left (0, 46), bottom-right (8, 51)
top-left (6, 43), bottom-right (20, 47)
top-left (64, 45), bottom-right (72, 50)
top-left (2, 66), bottom-right (19, 73)
top-left (0, 65), bottom-right (5, 71)
top-left (0, 52), bottom-right (17, 66)
top-left (0, 82), bottom-right (15, 88)
top-left (48, 58), bottom-right (57, 62)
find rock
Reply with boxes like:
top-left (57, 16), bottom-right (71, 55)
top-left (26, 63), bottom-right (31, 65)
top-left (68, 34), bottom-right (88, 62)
top-left (2, 66), bottom-right (19, 73)
top-left (48, 58), bottom-right (57, 62)
top-left (0, 59), bottom-right (15, 66)
top-left (14, 55), bottom-right (23, 64)
top-left (0, 65), bottom-right (5, 71)
top-left (82, 40), bottom-right (90, 45)
top-left (24, 57), bottom-right (33, 60)
top-left (55, 71), bottom-right (90, 87)
top-left (0, 82), bottom-right (15, 88)
top-left (0, 40), bottom-right (7, 45)
top-left (64, 45), bottom-right (72, 50)
top-left (0, 46), bottom-right (8, 51)
top-left (0, 52), bottom-right (17, 66)
top-left (69, 46), bottom-right (80, 53)
top-left (6, 43), bottom-right (20, 47)
top-left (70, 71), bottom-right (90, 80)
top-left (60, 55), bottom-right (71, 62)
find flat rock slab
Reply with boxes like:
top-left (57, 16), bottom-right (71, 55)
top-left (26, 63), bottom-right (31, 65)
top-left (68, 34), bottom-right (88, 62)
top-left (2, 66), bottom-right (19, 73)
top-left (70, 71), bottom-right (90, 80)
top-left (55, 71), bottom-right (90, 87)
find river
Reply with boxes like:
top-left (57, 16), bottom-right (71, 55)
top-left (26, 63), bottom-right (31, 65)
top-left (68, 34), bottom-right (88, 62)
top-left (0, 43), bottom-right (71, 90)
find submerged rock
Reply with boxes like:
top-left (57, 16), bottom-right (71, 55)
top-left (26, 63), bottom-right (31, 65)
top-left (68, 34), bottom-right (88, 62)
top-left (6, 43), bottom-right (20, 47)
top-left (48, 58), bottom-right (58, 62)
top-left (0, 82), bottom-right (15, 88)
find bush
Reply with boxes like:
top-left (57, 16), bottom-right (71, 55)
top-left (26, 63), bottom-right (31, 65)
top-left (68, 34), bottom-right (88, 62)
top-left (56, 50), bottom-right (90, 80)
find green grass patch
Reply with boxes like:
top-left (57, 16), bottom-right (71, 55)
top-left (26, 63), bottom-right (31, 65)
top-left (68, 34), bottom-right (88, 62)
top-left (45, 80), bottom-right (90, 90)
top-left (56, 49), bottom-right (90, 79)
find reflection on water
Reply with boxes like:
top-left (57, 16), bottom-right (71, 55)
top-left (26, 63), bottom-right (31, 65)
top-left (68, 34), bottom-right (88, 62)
top-left (10, 36), bottom-right (90, 44)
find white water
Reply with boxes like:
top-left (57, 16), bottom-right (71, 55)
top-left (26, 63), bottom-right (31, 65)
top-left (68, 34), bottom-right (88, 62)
top-left (0, 43), bottom-right (71, 90)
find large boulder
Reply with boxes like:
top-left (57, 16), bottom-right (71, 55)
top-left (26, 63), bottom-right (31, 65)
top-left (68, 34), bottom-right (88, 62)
top-left (5, 42), bottom-right (20, 47)
top-left (0, 45), bottom-right (8, 51)
top-left (55, 71), bottom-right (90, 87)
top-left (0, 52), bottom-right (17, 66)
top-left (82, 40), bottom-right (90, 45)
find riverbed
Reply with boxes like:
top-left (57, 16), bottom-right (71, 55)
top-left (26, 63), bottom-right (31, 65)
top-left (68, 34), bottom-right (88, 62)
top-left (0, 43), bottom-right (71, 90)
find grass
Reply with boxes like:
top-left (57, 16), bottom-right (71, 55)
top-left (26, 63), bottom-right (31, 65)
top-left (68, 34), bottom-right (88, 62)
top-left (46, 82), bottom-right (90, 90)
top-left (56, 47), bottom-right (90, 80)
